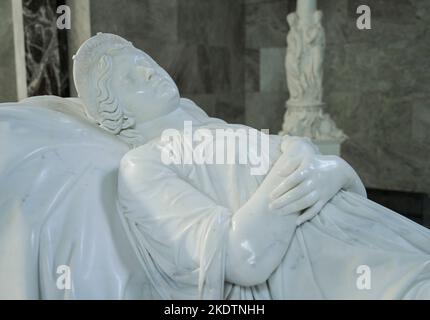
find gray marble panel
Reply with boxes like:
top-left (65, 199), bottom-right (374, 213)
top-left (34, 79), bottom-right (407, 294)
top-left (186, 92), bottom-right (245, 124)
top-left (412, 103), bottom-right (430, 146)
top-left (244, 0), bottom-right (276, 4)
top-left (0, 0), bottom-right (18, 102)
top-left (89, 0), bottom-right (245, 126)
top-left (330, 89), bottom-right (430, 194)
top-left (321, 0), bottom-right (428, 46)
top-left (178, 0), bottom-right (244, 49)
top-left (245, 48), bottom-right (259, 92)
top-left (245, 0), bottom-right (289, 49)
top-left (23, 0), bottom-right (69, 97)
top-left (322, 0), bottom-right (430, 195)
top-left (215, 92), bottom-right (245, 124)
top-left (230, 46), bottom-right (245, 94)
top-left (347, 0), bottom-right (416, 23)
top-left (90, 0), bottom-right (178, 44)
top-left (170, 44), bottom-right (231, 95)
top-left (260, 47), bottom-right (286, 92)
top-left (245, 92), bottom-right (288, 134)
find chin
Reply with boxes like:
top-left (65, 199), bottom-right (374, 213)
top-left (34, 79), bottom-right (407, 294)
top-left (161, 90), bottom-right (180, 105)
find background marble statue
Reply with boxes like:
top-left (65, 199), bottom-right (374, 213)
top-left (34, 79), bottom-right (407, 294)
top-left (304, 11), bottom-right (325, 103)
top-left (285, 12), bottom-right (302, 102)
top-left (286, 10), bottom-right (325, 106)
top-left (281, 5), bottom-right (346, 157)
top-left (0, 34), bottom-right (429, 299)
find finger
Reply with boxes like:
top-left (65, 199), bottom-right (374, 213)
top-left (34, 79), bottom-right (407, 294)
top-left (271, 178), bottom-right (313, 205)
top-left (276, 191), bottom-right (319, 215)
top-left (296, 201), bottom-right (324, 226)
top-left (270, 170), bottom-right (308, 201)
top-left (278, 156), bottom-right (302, 177)
top-left (280, 154), bottom-right (313, 177)
top-left (272, 167), bottom-right (310, 200)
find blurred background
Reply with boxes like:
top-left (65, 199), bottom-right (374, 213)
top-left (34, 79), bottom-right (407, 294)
top-left (0, 0), bottom-right (429, 226)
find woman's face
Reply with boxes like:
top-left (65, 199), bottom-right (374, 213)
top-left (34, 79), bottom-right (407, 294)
top-left (110, 47), bottom-right (180, 123)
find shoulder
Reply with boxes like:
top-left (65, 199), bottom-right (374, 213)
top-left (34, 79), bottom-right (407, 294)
top-left (119, 141), bottom-right (171, 180)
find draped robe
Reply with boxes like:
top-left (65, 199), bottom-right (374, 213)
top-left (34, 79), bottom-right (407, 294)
top-left (1, 97), bottom-right (429, 299)
top-left (117, 120), bottom-right (430, 300)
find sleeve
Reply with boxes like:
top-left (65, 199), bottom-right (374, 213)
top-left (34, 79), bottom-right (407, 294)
top-left (117, 142), bottom-right (232, 300)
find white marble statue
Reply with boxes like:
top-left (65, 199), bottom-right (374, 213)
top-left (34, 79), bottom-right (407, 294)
top-left (304, 10), bottom-right (325, 103)
top-left (286, 10), bottom-right (325, 106)
top-left (1, 33), bottom-right (430, 300)
top-left (285, 12), bottom-right (302, 102)
top-left (281, 5), bottom-right (347, 151)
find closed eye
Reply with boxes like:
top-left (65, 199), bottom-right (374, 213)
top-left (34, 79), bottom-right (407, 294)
top-left (123, 73), bottom-right (134, 83)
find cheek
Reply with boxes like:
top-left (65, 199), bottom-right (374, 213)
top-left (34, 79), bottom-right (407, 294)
top-left (124, 90), bottom-right (158, 112)
top-left (123, 81), bottom-right (153, 101)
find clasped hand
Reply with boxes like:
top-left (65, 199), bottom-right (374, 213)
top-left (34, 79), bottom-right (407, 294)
top-left (268, 136), bottom-right (353, 225)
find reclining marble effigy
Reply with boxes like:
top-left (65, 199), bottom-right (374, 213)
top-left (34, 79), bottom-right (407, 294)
top-left (0, 33), bottom-right (429, 299)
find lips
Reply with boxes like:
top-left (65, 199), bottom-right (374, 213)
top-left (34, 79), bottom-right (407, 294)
top-left (152, 76), bottom-right (163, 89)
top-left (154, 78), bottom-right (175, 98)
top-left (155, 79), bottom-right (167, 95)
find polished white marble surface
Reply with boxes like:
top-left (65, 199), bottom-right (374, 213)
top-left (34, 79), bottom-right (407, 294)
top-left (0, 33), bottom-right (429, 299)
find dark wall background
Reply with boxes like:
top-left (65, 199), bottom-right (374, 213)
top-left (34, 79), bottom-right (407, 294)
top-left (90, 0), bottom-right (247, 124)
top-left (242, 0), bottom-right (430, 199)
top-left (89, 0), bottom-right (430, 225)
top-left (322, 0), bottom-right (430, 197)
top-left (23, 0), bottom-right (69, 97)
top-left (18, 0), bottom-right (430, 223)
top-left (244, 0), bottom-right (294, 133)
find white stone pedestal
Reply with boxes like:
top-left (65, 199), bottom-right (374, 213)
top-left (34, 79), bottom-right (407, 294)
top-left (280, 102), bottom-right (346, 156)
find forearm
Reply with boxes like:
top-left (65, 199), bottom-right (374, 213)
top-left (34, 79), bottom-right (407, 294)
top-left (225, 190), bottom-right (298, 286)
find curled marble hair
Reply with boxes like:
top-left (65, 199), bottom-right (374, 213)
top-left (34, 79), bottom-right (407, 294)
top-left (72, 33), bottom-right (144, 148)
top-left (95, 52), bottom-right (143, 148)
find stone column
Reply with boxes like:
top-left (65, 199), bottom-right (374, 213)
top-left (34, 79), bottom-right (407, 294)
top-left (66, 0), bottom-right (91, 96)
top-left (0, 0), bottom-right (27, 102)
top-left (280, 0), bottom-right (345, 155)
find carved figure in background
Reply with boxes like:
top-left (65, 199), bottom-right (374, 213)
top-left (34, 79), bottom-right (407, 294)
top-left (304, 10), bottom-right (325, 103)
top-left (285, 12), bottom-right (303, 102)
top-left (281, 7), bottom-right (346, 144)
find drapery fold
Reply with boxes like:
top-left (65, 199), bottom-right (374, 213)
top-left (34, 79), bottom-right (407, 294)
top-left (117, 127), bottom-right (430, 300)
